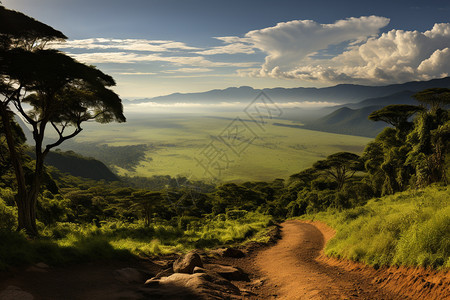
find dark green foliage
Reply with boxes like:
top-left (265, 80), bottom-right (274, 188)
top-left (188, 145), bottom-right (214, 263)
top-left (215, 183), bottom-right (265, 212)
top-left (37, 192), bottom-right (72, 225)
top-left (368, 104), bottom-right (424, 130)
top-left (363, 101), bottom-right (449, 195)
top-left (313, 152), bottom-right (362, 191)
top-left (413, 88), bottom-right (450, 112)
top-left (0, 196), bottom-right (16, 230)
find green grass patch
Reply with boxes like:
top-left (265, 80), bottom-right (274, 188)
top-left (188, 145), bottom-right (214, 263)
top-left (0, 210), bottom-right (273, 269)
top-left (299, 185), bottom-right (450, 269)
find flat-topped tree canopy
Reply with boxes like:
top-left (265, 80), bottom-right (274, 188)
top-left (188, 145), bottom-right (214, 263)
top-left (0, 5), bottom-right (66, 50)
top-left (3, 49), bottom-right (125, 125)
top-left (368, 104), bottom-right (424, 129)
top-left (413, 88), bottom-right (450, 112)
top-left (313, 152), bottom-right (363, 190)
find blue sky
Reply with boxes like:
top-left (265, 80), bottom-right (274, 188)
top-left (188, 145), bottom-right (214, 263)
top-left (3, 0), bottom-right (450, 98)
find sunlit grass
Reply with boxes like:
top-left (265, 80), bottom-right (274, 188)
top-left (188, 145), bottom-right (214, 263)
top-left (0, 210), bottom-right (273, 269)
top-left (300, 186), bottom-right (450, 269)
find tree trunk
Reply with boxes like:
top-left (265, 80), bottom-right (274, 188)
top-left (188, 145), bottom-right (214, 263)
top-left (0, 104), bottom-right (39, 236)
top-left (16, 195), bottom-right (38, 235)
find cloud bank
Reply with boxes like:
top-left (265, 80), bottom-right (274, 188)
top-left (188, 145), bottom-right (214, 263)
top-left (231, 17), bottom-right (450, 84)
top-left (124, 101), bottom-right (337, 114)
top-left (52, 17), bottom-right (450, 84)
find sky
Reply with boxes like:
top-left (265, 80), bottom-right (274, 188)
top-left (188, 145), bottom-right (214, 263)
top-left (2, 0), bottom-right (450, 99)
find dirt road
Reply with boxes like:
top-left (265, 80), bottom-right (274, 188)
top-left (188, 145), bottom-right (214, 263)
top-left (251, 220), bottom-right (449, 300)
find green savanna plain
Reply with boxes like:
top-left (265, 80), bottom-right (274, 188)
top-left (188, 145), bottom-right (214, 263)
top-left (66, 113), bottom-right (372, 182)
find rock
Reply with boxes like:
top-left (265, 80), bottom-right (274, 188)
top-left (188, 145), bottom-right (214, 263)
top-left (161, 272), bottom-right (240, 295)
top-left (26, 262), bottom-right (50, 273)
top-left (35, 262), bottom-right (49, 269)
top-left (173, 251), bottom-right (203, 274)
top-left (153, 260), bottom-right (173, 269)
top-left (154, 267), bottom-right (174, 279)
top-left (25, 266), bottom-right (48, 273)
top-left (114, 267), bottom-right (147, 284)
top-left (141, 269), bottom-right (242, 299)
top-left (211, 247), bottom-right (245, 258)
top-left (204, 264), bottom-right (249, 281)
top-left (240, 289), bottom-right (257, 297)
top-left (144, 278), bottom-right (160, 287)
top-left (250, 279), bottom-right (265, 288)
top-left (144, 266), bottom-right (176, 286)
top-left (222, 248), bottom-right (245, 258)
top-left (193, 267), bottom-right (207, 274)
top-left (0, 286), bottom-right (34, 300)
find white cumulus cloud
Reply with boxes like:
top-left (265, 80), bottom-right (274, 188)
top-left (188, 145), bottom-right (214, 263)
top-left (245, 16), bottom-right (389, 72)
top-left (229, 17), bottom-right (450, 84)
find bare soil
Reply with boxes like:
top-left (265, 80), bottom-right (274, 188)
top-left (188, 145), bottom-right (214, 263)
top-left (229, 220), bottom-right (450, 300)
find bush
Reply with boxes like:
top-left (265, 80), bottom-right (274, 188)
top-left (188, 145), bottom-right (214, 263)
top-left (0, 197), bottom-right (17, 230)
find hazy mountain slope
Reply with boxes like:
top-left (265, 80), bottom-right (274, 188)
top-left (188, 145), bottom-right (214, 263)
top-left (301, 105), bottom-right (387, 137)
top-left (299, 90), bottom-right (423, 137)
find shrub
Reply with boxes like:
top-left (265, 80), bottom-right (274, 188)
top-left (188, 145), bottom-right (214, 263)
top-left (0, 197), bottom-right (17, 230)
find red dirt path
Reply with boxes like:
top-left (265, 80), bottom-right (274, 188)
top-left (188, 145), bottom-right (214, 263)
top-left (248, 220), bottom-right (450, 299)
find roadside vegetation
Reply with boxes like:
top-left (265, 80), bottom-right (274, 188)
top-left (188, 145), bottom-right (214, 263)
top-left (300, 185), bottom-right (449, 269)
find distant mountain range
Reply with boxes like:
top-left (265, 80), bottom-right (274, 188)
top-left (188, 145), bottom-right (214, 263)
top-left (126, 77), bottom-right (450, 104)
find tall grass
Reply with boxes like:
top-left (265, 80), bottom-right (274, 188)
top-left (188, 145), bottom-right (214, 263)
top-left (301, 186), bottom-right (450, 269)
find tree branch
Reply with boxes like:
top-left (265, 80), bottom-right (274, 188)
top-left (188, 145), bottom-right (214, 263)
top-left (12, 88), bottom-right (37, 126)
top-left (43, 120), bottom-right (82, 156)
top-left (91, 109), bottom-right (107, 120)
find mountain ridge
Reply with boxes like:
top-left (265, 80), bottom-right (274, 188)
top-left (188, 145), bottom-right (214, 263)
top-left (125, 77), bottom-right (450, 104)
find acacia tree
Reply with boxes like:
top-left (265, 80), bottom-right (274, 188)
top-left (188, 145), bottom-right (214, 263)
top-left (0, 6), bottom-right (125, 235)
top-left (368, 104), bottom-right (424, 132)
top-left (413, 88), bottom-right (450, 112)
top-left (313, 152), bottom-right (362, 191)
top-left (127, 191), bottom-right (163, 227)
